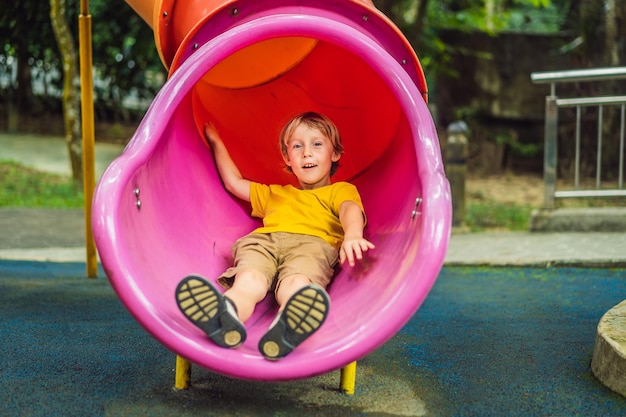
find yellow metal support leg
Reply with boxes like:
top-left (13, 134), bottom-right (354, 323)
top-left (78, 1), bottom-right (98, 278)
top-left (340, 361), bottom-right (357, 395)
top-left (175, 355), bottom-right (191, 390)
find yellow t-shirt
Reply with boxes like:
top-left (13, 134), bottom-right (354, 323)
top-left (249, 182), bottom-right (365, 249)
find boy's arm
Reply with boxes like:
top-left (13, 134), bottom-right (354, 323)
top-left (338, 200), bottom-right (375, 266)
top-left (204, 122), bottom-right (251, 202)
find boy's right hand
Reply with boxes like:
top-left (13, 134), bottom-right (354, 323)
top-left (204, 122), bottom-right (222, 147)
top-left (203, 121), bottom-right (252, 202)
top-left (340, 236), bottom-right (375, 267)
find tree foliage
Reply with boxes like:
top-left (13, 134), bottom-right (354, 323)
top-left (89, 1), bottom-right (164, 122)
top-left (370, 0), bottom-right (626, 101)
top-left (0, 0), bottom-right (164, 122)
top-left (1, 0), bottom-right (623, 125)
top-left (0, 1), bottom-right (63, 112)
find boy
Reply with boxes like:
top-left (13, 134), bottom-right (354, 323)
top-left (175, 112), bottom-right (374, 360)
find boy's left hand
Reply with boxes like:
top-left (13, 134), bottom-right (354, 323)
top-left (340, 237), bottom-right (375, 267)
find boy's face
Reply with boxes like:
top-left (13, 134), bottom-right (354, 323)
top-left (282, 124), bottom-right (341, 190)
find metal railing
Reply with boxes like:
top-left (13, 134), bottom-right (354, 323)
top-left (531, 67), bottom-right (626, 208)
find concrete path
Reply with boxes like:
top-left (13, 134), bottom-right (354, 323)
top-left (3, 205), bottom-right (626, 268)
top-left (0, 132), bottom-right (124, 178)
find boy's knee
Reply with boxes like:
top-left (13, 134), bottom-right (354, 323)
top-left (275, 274), bottom-right (320, 308)
top-left (285, 274), bottom-right (312, 286)
top-left (235, 269), bottom-right (270, 291)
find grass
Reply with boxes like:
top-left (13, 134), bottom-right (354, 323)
top-left (0, 160), bottom-right (84, 208)
top-left (4, 158), bottom-right (622, 232)
top-left (1, 159), bottom-right (534, 232)
top-left (463, 181), bottom-right (626, 231)
top-left (0, 159), bottom-right (533, 230)
top-left (464, 202), bottom-right (533, 231)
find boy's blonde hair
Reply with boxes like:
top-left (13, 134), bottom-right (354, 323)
top-left (279, 112), bottom-right (344, 176)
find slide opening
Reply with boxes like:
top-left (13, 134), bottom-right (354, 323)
top-left (190, 38), bottom-right (401, 187)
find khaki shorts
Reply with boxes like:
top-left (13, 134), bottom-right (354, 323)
top-left (217, 232), bottom-right (338, 292)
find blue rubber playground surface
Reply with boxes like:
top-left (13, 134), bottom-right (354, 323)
top-left (2, 260), bottom-right (626, 417)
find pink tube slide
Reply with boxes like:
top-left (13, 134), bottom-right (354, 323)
top-left (92, 0), bottom-right (451, 381)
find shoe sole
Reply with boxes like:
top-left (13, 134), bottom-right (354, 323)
top-left (175, 275), bottom-right (246, 348)
top-left (259, 284), bottom-right (330, 360)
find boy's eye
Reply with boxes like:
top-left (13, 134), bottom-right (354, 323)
top-left (292, 143), bottom-right (302, 149)
top-left (314, 141), bottom-right (323, 147)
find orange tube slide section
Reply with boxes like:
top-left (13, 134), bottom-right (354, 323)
top-left (127, 0), bottom-right (379, 69)
top-left (124, 0), bottom-right (425, 98)
top-left (123, 0), bottom-right (428, 185)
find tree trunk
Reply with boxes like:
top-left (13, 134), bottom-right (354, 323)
top-left (373, 0), bottom-right (396, 21)
top-left (604, 0), bottom-right (618, 66)
top-left (50, 0), bottom-right (83, 186)
top-left (14, 2), bottom-right (33, 116)
top-left (412, 0), bottom-right (430, 50)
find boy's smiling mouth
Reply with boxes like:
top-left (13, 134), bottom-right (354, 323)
top-left (303, 163), bottom-right (317, 169)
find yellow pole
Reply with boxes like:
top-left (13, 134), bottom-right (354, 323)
top-left (78, 0), bottom-right (98, 278)
top-left (175, 355), bottom-right (192, 390)
top-left (340, 361), bottom-right (357, 395)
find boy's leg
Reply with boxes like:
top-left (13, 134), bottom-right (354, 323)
top-left (224, 269), bottom-right (271, 322)
top-left (175, 275), bottom-right (246, 348)
top-left (275, 273), bottom-right (314, 308)
top-left (217, 234), bottom-right (277, 321)
top-left (258, 276), bottom-right (330, 360)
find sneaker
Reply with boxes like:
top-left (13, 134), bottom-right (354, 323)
top-left (258, 284), bottom-right (330, 360)
top-left (175, 275), bottom-right (246, 348)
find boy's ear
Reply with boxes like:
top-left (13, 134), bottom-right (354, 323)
top-left (332, 151), bottom-right (341, 162)
top-left (282, 152), bottom-right (292, 166)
